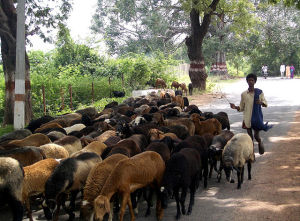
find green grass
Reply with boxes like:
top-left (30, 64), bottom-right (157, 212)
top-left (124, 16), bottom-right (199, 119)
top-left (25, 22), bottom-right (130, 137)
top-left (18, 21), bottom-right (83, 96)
top-left (0, 125), bottom-right (14, 137)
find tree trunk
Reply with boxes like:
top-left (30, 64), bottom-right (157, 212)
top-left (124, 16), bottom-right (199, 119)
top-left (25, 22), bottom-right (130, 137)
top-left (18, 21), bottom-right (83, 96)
top-left (1, 0), bottom-right (32, 126)
top-left (186, 0), bottom-right (220, 91)
top-left (210, 51), bottom-right (228, 75)
top-left (210, 13), bottom-right (228, 76)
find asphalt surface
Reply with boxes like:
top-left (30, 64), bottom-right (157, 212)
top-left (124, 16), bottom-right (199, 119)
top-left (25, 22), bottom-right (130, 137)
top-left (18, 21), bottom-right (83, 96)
top-left (1, 77), bottom-right (299, 221)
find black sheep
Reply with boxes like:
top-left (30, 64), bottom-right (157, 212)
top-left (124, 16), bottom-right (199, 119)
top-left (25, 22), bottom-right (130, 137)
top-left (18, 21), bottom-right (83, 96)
top-left (160, 148), bottom-right (201, 219)
top-left (159, 125), bottom-right (189, 140)
top-left (174, 139), bottom-right (208, 188)
top-left (104, 101), bottom-right (118, 109)
top-left (175, 90), bottom-right (183, 96)
top-left (188, 83), bottom-right (193, 95)
top-left (112, 90), bottom-right (125, 97)
top-left (26, 115), bottom-right (54, 133)
top-left (44, 152), bottom-right (101, 221)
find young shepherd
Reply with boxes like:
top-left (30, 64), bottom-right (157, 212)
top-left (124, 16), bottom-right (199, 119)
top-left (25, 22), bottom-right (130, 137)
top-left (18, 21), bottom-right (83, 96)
top-left (221, 133), bottom-right (255, 189)
top-left (80, 154), bottom-right (129, 221)
top-left (93, 151), bottom-right (165, 221)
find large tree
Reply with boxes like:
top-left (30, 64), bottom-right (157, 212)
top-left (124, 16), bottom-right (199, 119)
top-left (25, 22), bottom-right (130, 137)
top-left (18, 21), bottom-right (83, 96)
top-left (92, 0), bottom-right (256, 90)
top-left (0, 0), bottom-right (72, 125)
top-left (91, 0), bottom-right (190, 56)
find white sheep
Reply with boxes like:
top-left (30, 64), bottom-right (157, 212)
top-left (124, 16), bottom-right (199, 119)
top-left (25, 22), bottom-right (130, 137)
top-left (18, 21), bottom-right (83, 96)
top-left (38, 143), bottom-right (69, 159)
top-left (64, 123), bottom-right (86, 135)
top-left (221, 133), bottom-right (255, 189)
top-left (0, 157), bottom-right (24, 221)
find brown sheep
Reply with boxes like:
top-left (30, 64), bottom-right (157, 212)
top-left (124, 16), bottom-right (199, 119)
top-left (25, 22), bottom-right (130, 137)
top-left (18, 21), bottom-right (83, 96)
top-left (190, 114), bottom-right (222, 136)
top-left (5, 133), bottom-right (51, 149)
top-left (38, 143), bottom-right (69, 159)
top-left (70, 141), bottom-right (107, 157)
top-left (179, 83), bottom-right (188, 96)
top-left (55, 113), bottom-right (82, 126)
top-left (155, 78), bottom-right (167, 89)
top-left (34, 122), bottom-right (63, 133)
top-left (22, 158), bottom-right (59, 221)
top-left (80, 154), bottom-right (129, 221)
top-left (95, 130), bottom-right (116, 143)
top-left (171, 95), bottom-right (184, 109)
top-left (152, 112), bottom-right (165, 126)
top-left (149, 128), bottom-right (179, 142)
top-left (107, 139), bottom-right (141, 157)
top-left (171, 81), bottom-right (180, 90)
top-left (164, 118), bottom-right (195, 136)
top-left (93, 151), bottom-right (165, 221)
top-left (0, 147), bottom-right (46, 167)
top-left (54, 135), bottom-right (82, 155)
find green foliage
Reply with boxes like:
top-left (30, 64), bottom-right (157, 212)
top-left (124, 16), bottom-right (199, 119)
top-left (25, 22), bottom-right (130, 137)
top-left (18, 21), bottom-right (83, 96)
top-left (92, 0), bottom-right (189, 56)
top-left (25, 48), bottom-right (180, 118)
top-left (0, 125), bottom-right (14, 137)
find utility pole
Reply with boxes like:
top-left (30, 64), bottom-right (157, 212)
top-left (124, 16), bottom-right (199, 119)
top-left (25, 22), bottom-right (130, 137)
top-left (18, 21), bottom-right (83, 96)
top-left (14, 0), bottom-right (26, 129)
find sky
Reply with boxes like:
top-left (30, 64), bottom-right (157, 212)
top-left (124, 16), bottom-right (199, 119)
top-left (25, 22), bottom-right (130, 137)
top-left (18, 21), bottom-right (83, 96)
top-left (28, 0), bottom-right (98, 52)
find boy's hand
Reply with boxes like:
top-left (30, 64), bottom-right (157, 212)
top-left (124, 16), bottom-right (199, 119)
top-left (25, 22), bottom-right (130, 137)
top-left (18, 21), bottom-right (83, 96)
top-left (256, 100), bottom-right (262, 105)
top-left (230, 103), bottom-right (236, 109)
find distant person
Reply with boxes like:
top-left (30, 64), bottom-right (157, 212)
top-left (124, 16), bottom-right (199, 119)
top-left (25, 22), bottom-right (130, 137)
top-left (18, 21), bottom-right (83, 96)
top-left (262, 65), bottom-right (268, 79)
top-left (286, 65), bottom-right (290, 78)
top-left (280, 64), bottom-right (285, 79)
top-left (230, 73), bottom-right (272, 155)
top-left (290, 64), bottom-right (295, 79)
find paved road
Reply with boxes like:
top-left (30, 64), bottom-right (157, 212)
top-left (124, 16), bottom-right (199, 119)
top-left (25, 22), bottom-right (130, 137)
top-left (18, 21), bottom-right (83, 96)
top-left (2, 77), bottom-right (299, 221)
top-left (135, 77), bottom-right (300, 221)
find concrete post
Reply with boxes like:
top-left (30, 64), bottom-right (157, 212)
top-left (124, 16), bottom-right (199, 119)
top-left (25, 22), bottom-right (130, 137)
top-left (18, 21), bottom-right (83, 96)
top-left (14, 0), bottom-right (26, 129)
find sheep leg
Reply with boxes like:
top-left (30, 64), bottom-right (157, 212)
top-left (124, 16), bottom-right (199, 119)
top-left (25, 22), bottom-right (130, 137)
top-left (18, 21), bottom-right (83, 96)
top-left (24, 198), bottom-right (33, 221)
top-left (203, 162), bottom-right (208, 188)
top-left (237, 167), bottom-right (242, 189)
top-left (144, 187), bottom-right (154, 217)
top-left (209, 162), bottom-right (213, 178)
top-left (155, 188), bottom-right (164, 221)
top-left (66, 190), bottom-right (78, 221)
top-left (53, 193), bottom-right (65, 221)
top-left (119, 192), bottom-right (135, 221)
top-left (9, 196), bottom-right (23, 221)
top-left (247, 161), bottom-right (252, 180)
top-left (179, 187), bottom-right (187, 215)
top-left (217, 163), bottom-right (223, 182)
top-left (174, 188), bottom-right (181, 220)
top-left (241, 166), bottom-right (245, 184)
top-left (187, 181), bottom-right (196, 215)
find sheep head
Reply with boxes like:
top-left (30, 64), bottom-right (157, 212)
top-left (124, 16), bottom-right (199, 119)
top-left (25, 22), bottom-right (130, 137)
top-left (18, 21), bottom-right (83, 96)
top-left (223, 157), bottom-right (234, 183)
top-left (94, 195), bottom-right (110, 221)
top-left (80, 200), bottom-right (93, 220)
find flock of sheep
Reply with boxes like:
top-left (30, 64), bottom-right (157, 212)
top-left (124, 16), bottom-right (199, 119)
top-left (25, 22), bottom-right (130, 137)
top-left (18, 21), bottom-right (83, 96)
top-left (0, 84), bottom-right (255, 221)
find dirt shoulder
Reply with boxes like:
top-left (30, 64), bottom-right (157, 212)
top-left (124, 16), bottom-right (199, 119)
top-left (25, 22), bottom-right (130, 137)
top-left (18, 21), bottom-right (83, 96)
top-left (233, 110), bottom-right (300, 220)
